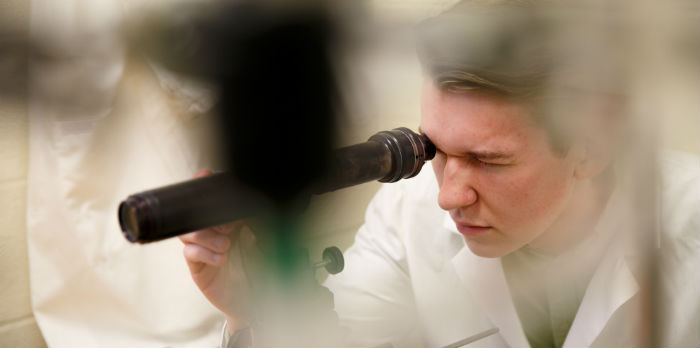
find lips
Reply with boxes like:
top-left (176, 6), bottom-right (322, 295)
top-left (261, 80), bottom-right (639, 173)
top-left (451, 215), bottom-right (491, 236)
top-left (455, 223), bottom-right (491, 236)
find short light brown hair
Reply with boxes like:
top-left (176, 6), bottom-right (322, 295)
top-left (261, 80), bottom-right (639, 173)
top-left (417, 1), bottom-right (551, 95)
top-left (416, 0), bottom-right (574, 152)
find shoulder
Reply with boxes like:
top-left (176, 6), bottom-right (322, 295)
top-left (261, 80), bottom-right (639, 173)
top-left (365, 162), bottom-right (441, 234)
top-left (372, 162), bottom-right (440, 207)
top-left (358, 162), bottom-right (441, 242)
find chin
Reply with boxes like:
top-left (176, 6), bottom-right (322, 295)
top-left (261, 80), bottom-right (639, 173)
top-left (464, 239), bottom-right (515, 258)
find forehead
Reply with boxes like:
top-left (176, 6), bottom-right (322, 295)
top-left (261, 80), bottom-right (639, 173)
top-left (420, 82), bottom-right (543, 154)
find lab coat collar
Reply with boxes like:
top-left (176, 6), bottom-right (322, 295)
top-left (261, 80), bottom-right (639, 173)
top-left (445, 207), bottom-right (640, 348)
top-left (450, 245), bottom-right (531, 348)
top-left (563, 186), bottom-right (641, 347)
top-left (444, 212), bottom-right (529, 348)
top-left (563, 249), bottom-right (639, 347)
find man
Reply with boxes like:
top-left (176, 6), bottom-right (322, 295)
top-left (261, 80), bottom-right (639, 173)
top-left (180, 1), bottom-right (699, 347)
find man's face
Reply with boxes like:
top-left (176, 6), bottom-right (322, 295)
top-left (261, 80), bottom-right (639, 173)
top-left (420, 81), bottom-right (581, 258)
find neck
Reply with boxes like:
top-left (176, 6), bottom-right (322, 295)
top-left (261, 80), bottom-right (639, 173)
top-left (529, 166), bottom-right (615, 256)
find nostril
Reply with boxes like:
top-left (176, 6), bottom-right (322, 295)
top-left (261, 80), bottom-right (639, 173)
top-left (464, 188), bottom-right (478, 204)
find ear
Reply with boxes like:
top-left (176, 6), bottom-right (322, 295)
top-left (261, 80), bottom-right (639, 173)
top-left (573, 137), bottom-right (614, 180)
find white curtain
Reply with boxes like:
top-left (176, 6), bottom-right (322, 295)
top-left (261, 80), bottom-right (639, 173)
top-left (26, 0), bottom-right (222, 346)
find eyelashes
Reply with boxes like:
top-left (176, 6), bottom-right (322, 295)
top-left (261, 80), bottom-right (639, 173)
top-left (434, 150), bottom-right (509, 168)
top-left (474, 159), bottom-right (503, 168)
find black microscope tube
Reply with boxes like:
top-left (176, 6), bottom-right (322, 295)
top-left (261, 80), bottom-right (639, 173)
top-left (118, 174), bottom-right (264, 244)
top-left (313, 140), bottom-right (392, 194)
top-left (315, 127), bottom-right (435, 193)
top-left (118, 127), bottom-right (435, 243)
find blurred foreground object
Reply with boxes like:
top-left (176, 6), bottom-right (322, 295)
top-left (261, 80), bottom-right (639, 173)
top-left (129, 1), bottom-right (339, 202)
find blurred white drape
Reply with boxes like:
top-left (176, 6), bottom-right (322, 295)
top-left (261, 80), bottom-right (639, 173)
top-left (26, 0), bottom-right (223, 346)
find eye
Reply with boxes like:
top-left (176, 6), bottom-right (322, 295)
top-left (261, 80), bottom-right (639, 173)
top-left (472, 157), bottom-right (508, 168)
top-left (475, 159), bottom-right (497, 167)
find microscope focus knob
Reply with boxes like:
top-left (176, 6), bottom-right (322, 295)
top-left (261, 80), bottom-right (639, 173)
top-left (313, 246), bottom-right (344, 275)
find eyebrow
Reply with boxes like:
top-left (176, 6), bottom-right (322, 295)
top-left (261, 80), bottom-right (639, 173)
top-left (418, 126), bottom-right (514, 161)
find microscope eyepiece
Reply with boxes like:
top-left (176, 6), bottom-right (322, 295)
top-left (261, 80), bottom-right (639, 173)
top-left (368, 127), bottom-right (436, 182)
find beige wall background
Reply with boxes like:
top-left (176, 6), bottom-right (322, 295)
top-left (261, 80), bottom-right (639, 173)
top-left (0, 94), bottom-right (47, 348)
top-left (0, 0), bottom-right (47, 344)
top-left (0, 1), bottom-right (697, 346)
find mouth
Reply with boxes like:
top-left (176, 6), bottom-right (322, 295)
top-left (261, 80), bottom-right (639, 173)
top-left (455, 224), bottom-right (491, 236)
top-left (451, 216), bottom-right (491, 236)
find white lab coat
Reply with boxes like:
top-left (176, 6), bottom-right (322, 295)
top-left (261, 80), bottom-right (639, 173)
top-left (325, 152), bottom-right (699, 347)
top-left (26, 1), bottom-right (223, 345)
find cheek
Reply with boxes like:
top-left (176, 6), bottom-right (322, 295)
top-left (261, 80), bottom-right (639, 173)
top-left (484, 160), bottom-right (574, 226)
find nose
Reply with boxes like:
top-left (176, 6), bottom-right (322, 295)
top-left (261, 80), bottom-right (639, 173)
top-left (437, 158), bottom-right (478, 211)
